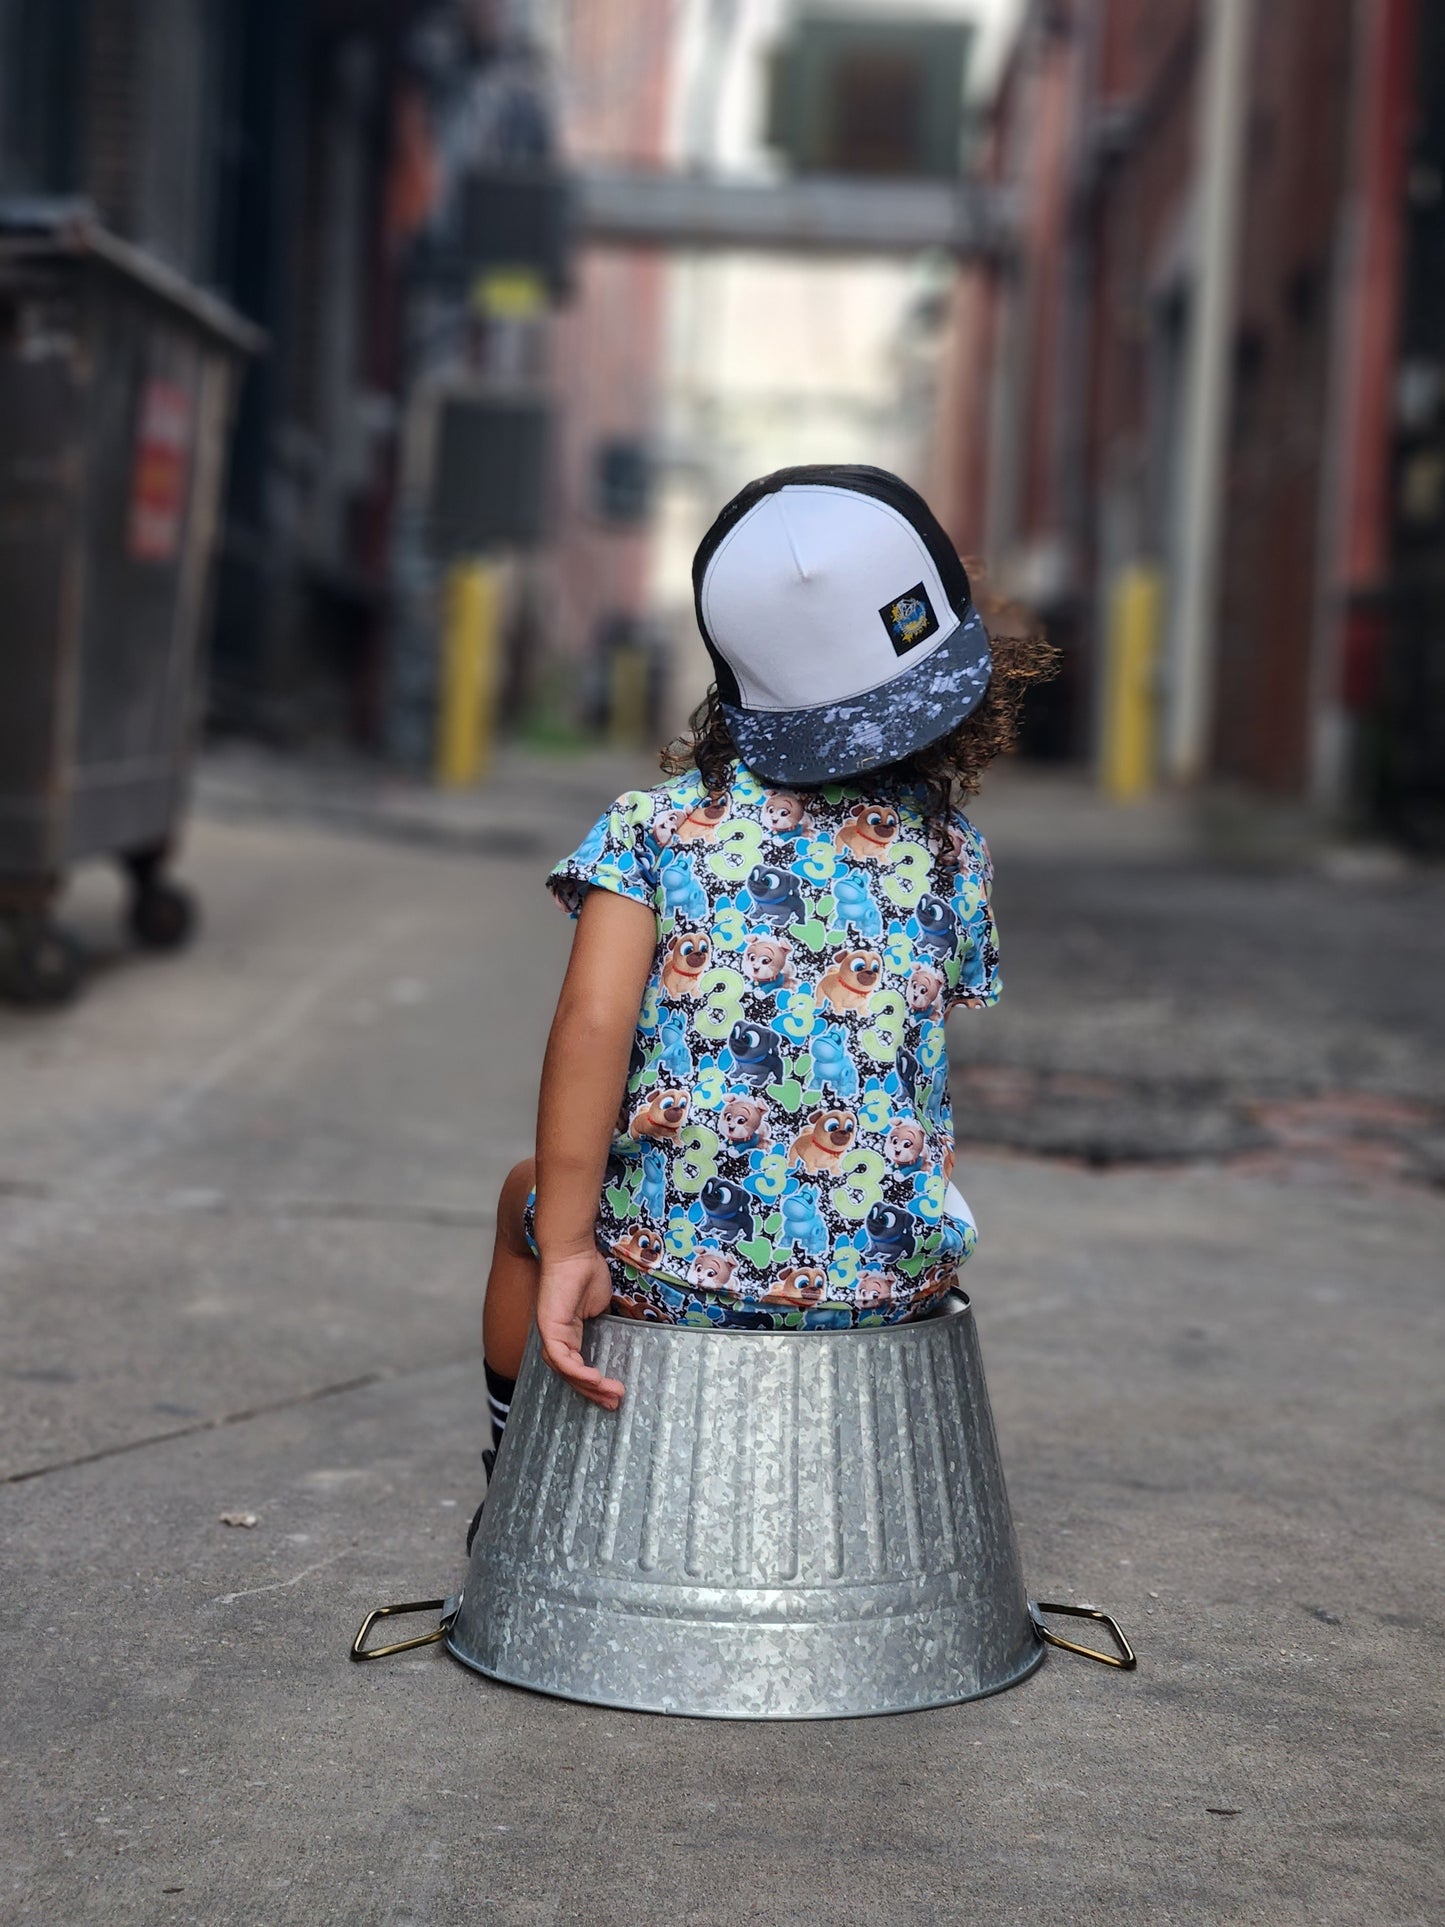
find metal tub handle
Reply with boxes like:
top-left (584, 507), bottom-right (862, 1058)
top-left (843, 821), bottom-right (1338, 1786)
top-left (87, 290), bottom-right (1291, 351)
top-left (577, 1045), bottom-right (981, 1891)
top-left (1029, 1600), bottom-right (1137, 1670)
top-left (350, 1596), bottom-right (458, 1662)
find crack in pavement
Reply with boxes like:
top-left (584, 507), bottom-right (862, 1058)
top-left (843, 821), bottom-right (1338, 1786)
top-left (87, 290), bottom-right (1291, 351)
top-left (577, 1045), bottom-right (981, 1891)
top-left (3, 1340), bottom-right (487, 1487)
top-left (2, 1370), bottom-right (390, 1487)
top-left (206, 1550), bottom-right (349, 1608)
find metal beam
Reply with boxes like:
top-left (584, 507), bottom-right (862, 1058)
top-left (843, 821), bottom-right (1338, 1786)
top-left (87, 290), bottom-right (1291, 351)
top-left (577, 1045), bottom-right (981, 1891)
top-left (1166, 0), bottom-right (1254, 783)
top-left (574, 169), bottom-right (1014, 260)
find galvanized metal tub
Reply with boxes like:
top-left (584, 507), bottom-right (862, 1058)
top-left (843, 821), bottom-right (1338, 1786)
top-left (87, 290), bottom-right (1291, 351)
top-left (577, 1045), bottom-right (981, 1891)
top-left (447, 1296), bottom-right (1045, 1719)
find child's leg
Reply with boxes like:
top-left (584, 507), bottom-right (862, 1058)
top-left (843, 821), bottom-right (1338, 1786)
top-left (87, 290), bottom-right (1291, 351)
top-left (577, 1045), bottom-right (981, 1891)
top-left (468, 1160), bottom-right (538, 1552)
top-left (482, 1156), bottom-right (538, 1416)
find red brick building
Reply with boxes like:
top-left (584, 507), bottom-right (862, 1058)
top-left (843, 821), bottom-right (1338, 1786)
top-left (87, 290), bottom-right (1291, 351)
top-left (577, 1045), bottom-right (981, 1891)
top-left (941, 0), bottom-right (1433, 835)
top-left (548, 0), bottom-right (675, 723)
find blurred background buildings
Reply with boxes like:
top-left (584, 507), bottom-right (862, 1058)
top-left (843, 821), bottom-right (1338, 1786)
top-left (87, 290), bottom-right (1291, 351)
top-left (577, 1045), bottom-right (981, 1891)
top-left (3, 19), bottom-right (1444, 1857)
top-left (1, 0), bottom-right (1441, 843)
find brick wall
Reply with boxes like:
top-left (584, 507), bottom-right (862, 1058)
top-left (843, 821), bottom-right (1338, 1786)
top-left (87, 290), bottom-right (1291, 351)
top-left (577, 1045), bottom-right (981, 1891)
top-left (1214, 0), bottom-right (1354, 791)
top-left (549, 0), bottom-right (674, 700)
top-left (945, 0), bottom-right (1369, 794)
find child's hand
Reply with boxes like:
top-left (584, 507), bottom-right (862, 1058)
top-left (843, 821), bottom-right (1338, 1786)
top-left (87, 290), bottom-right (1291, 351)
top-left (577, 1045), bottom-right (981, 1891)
top-left (536, 1251), bottom-right (625, 1409)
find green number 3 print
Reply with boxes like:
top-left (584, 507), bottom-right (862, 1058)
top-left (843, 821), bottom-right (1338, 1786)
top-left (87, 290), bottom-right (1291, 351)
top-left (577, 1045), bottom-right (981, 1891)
top-left (858, 988), bottom-right (908, 1063)
top-left (710, 903), bottom-right (750, 951)
top-left (775, 987), bottom-right (817, 1043)
top-left (795, 840), bottom-right (837, 885)
top-left (703, 817), bottom-right (767, 883)
top-left (829, 1147), bottom-right (888, 1220)
top-left (673, 1122), bottom-right (721, 1196)
top-left (748, 1149), bottom-right (791, 1201)
top-left (880, 839), bottom-right (933, 909)
top-left (692, 966), bottom-right (745, 1040)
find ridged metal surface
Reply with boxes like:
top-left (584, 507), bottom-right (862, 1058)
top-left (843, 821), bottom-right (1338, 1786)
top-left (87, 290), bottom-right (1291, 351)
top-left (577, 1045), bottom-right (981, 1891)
top-left (447, 1297), bottom-right (1043, 1719)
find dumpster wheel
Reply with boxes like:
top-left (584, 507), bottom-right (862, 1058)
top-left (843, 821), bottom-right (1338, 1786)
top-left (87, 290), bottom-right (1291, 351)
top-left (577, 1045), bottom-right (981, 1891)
top-left (128, 877), bottom-right (198, 952)
top-left (0, 915), bottom-right (87, 1008)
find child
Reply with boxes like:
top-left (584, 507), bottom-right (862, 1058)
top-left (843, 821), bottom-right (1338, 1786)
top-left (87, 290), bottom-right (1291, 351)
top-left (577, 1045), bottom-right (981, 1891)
top-left (474, 465), bottom-right (1055, 1519)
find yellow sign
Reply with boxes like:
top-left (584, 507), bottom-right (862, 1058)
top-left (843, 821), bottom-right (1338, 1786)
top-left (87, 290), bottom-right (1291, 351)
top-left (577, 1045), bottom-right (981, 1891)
top-left (471, 269), bottom-right (548, 319)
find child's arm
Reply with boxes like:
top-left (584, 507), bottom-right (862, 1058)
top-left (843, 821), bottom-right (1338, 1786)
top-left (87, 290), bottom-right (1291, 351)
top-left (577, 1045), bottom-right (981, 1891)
top-left (533, 888), bottom-right (657, 1406)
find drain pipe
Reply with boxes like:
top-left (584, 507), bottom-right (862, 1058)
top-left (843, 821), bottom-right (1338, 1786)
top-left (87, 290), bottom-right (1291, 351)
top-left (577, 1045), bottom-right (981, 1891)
top-left (1165, 0), bottom-right (1254, 782)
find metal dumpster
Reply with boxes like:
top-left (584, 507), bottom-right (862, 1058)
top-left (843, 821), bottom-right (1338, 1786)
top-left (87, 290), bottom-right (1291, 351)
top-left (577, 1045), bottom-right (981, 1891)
top-left (0, 204), bottom-right (261, 1004)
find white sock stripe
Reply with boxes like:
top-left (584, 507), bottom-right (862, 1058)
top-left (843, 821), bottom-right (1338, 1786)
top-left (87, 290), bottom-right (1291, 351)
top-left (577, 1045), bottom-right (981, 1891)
top-left (487, 1394), bottom-right (512, 1419)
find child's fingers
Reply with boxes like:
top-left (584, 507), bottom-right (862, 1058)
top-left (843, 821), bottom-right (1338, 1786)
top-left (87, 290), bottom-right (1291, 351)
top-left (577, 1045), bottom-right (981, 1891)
top-left (539, 1335), bottom-right (624, 1408)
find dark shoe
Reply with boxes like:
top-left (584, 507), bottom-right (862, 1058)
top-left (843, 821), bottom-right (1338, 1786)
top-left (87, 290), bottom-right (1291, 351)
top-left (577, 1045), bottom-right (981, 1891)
top-left (464, 1447), bottom-right (496, 1554)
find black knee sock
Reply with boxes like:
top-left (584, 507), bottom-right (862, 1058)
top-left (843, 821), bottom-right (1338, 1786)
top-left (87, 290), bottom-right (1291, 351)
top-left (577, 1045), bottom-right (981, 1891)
top-left (469, 1361), bottom-right (516, 1553)
top-left (485, 1360), bottom-right (515, 1450)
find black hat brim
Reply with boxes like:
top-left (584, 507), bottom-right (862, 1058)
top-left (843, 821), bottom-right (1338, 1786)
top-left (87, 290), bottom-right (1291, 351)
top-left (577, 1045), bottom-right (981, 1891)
top-left (722, 605), bottom-right (992, 787)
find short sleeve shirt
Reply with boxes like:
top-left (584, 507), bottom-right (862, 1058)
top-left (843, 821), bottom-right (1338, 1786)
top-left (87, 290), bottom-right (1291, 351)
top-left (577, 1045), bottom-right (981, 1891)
top-left (547, 761), bottom-right (999, 1328)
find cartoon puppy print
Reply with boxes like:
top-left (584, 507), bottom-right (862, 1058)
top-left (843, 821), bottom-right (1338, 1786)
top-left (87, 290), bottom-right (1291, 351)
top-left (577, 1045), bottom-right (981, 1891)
top-left (893, 1049), bottom-right (930, 1123)
top-left (611, 1290), bottom-right (663, 1322)
top-left (829, 870), bottom-right (885, 942)
top-left (855, 1270), bottom-right (896, 1312)
top-left (788, 1103), bottom-right (858, 1173)
top-left (674, 790), bottom-right (731, 842)
top-left (915, 1261), bottom-right (959, 1302)
top-left (719, 1094), bottom-right (770, 1150)
top-left (699, 1175), bottom-right (756, 1243)
top-left (863, 1200), bottom-right (918, 1264)
top-left (725, 1020), bottom-right (786, 1087)
top-left (628, 1087), bottom-right (691, 1142)
top-left (656, 1009), bottom-right (693, 1082)
top-left (687, 1249), bottom-right (739, 1293)
top-left (762, 1265), bottom-right (828, 1309)
top-left (651, 806), bottom-right (681, 848)
top-left (760, 791), bottom-right (814, 839)
top-left (659, 927), bottom-right (712, 999)
top-left (742, 864), bottom-right (806, 926)
top-left (835, 802), bottom-right (901, 862)
top-left (817, 946), bottom-right (884, 1014)
top-left (882, 1119), bottom-right (927, 1170)
top-left (740, 933), bottom-right (794, 991)
top-left (913, 893), bottom-right (960, 958)
top-left (780, 1186), bottom-right (830, 1257)
top-left (808, 1025), bottom-right (859, 1099)
top-left (906, 963), bottom-right (947, 1019)
top-left (611, 1222), bottom-right (667, 1272)
top-left (661, 853), bottom-right (708, 924)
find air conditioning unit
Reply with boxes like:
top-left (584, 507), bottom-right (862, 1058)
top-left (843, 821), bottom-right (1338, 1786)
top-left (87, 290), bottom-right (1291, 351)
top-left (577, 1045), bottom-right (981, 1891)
top-left (427, 390), bottom-right (551, 553)
top-left (766, 14), bottom-right (973, 179)
top-left (418, 169), bottom-right (574, 297)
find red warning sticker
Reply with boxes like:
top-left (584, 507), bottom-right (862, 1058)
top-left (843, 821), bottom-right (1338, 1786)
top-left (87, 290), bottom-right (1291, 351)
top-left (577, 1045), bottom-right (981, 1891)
top-left (127, 378), bottom-right (194, 563)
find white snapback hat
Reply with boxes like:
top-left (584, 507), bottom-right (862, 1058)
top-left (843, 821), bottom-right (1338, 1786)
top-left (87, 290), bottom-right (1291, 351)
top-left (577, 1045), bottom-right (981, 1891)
top-left (693, 465), bottom-right (990, 786)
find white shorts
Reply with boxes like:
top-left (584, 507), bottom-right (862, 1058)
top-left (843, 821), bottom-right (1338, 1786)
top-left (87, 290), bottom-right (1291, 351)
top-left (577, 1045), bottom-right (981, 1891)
top-left (943, 1181), bottom-right (976, 1234)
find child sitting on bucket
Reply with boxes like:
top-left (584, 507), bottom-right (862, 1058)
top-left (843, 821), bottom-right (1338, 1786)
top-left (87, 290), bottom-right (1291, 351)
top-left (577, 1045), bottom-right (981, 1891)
top-left (474, 465), bottom-right (1055, 1527)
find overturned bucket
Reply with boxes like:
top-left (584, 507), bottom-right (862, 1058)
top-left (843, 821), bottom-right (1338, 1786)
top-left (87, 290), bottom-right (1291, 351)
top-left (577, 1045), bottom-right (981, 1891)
top-left (431, 1296), bottom-right (1116, 1719)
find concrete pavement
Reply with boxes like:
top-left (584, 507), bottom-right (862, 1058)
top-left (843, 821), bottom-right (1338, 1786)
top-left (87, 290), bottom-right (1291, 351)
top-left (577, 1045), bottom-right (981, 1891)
top-left (2, 752), bottom-right (1442, 1925)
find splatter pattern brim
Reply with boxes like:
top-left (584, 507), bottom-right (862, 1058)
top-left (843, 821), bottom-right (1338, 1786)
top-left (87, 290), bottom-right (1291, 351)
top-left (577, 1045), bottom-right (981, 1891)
top-left (722, 605), bottom-right (991, 787)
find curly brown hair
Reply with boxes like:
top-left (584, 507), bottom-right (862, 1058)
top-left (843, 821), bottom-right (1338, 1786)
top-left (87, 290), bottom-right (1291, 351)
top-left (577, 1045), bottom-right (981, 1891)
top-left (661, 571), bottom-right (1059, 832)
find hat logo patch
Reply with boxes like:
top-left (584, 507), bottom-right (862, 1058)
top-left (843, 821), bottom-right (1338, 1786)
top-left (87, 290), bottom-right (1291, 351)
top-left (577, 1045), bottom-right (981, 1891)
top-left (879, 582), bottom-right (940, 657)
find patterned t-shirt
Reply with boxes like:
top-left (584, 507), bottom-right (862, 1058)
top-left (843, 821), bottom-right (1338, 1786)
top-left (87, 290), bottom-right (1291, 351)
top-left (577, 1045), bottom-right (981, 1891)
top-left (546, 761), bottom-right (999, 1329)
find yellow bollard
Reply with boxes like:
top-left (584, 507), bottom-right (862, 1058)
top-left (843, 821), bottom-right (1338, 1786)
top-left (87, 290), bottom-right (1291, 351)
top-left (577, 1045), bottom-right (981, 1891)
top-left (1100, 563), bottom-right (1164, 800)
top-left (436, 560), bottom-right (502, 788)
top-left (608, 644), bottom-right (649, 750)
